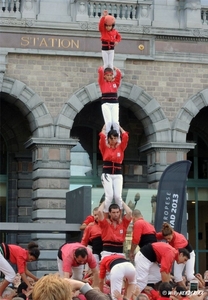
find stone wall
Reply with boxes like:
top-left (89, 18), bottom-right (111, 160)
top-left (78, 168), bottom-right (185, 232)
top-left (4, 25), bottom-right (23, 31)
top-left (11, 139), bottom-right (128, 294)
top-left (6, 54), bottom-right (208, 122)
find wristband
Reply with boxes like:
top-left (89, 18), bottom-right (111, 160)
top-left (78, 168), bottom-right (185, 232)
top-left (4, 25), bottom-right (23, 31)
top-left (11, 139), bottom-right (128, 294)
top-left (80, 283), bottom-right (92, 295)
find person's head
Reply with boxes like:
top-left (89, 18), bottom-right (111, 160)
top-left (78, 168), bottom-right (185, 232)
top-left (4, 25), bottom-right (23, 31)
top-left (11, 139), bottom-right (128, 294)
top-left (17, 282), bottom-right (28, 295)
top-left (136, 294), bottom-right (150, 300)
top-left (132, 209), bottom-right (143, 223)
top-left (13, 273), bottom-right (21, 288)
top-left (74, 247), bottom-right (88, 265)
top-left (161, 222), bottom-right (174, 242)
top-left (27, 242), bottom-right (40, 261)
top-left (16, 294), bottom-right (27, 300)
top-left (175, 286), bottom-right (187, 298)
top-left (104, 15), bottom-right (115, 31)
top-left (107, 129), bottom-right (119, 147)
top-left (2, 287), bottom-right (16, 300)
top-left (159, 282), bottom-right (173, 298)
top-left (108, 203), bottom-right (121, 221)
top-left (85, 289), bottom-right (110, 300)
top-left (93, 207), bottom-right (99, 223)
top-left (32, 274), bottom-right (72, 300)
top-left (104, 67), bottom-right (114, 82)
top-left (176, 248), bottom-right (190, 264)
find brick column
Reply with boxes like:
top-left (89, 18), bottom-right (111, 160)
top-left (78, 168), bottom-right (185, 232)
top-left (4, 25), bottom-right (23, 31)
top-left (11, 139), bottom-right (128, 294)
top-left (139, 142), bottom-right (196, 189)
top-left (25, 137), bottom-right (77, 276)
top-left (6, 153), bottom-right (33, 244)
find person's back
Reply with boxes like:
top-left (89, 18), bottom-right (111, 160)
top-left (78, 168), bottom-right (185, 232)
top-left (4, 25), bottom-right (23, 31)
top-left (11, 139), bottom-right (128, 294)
top-left (81, 208), bottom-right (103, 264)
top-left (80, 215), bottom-right (95, 231)
top-left (130, 209), bottom-right (157, 261)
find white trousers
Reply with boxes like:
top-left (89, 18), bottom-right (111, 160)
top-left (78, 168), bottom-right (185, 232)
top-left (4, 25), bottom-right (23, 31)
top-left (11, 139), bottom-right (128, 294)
top-left (100, 252), bottom-right (126, 281)
top-left (174, 250), bottom-right (195, 282)
top-left (102, 50), bottom-right (114, 70)
top-left (57, 257), bottom-right (84, 280)
top-left (0, 253), bottom-right (16, 282)
top-left (134, 251), bottom-right (161, 291)
top-left (101, 102), bottom-right (120, 137)
top-left (110, 262), bottom-right (136, 300)
top-left (101, 173), bottom-right (123, 213)
top-left (93, 254), bottom-right (100, 266)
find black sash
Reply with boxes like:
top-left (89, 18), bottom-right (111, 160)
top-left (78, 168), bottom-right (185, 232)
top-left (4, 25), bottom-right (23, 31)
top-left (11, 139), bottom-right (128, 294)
top-left (109, 257), bottom-right (127, 270)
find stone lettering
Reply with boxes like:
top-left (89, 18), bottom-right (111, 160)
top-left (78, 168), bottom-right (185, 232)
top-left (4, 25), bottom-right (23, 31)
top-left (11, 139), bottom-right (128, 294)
top-left (20, 36), bottom-right (80, 49)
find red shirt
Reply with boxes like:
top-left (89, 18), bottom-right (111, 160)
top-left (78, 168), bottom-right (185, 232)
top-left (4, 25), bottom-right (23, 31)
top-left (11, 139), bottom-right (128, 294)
top-left (99, 216), bottom-right (131, 243)
top-left (8, 244), bottom-right (28, 274)
top-left (156, 231), bottom-right (188, 249)
top-left (98, 66), bottom-right (121, 96)
top-left (99, 131), bottom-right (129, 164)
top-left (132, 217), bottom-right (156, 246)
top-left (82, 215), bottom-right (94, 226)
top-left (142, 290), bottom-right (160, 300)
top-left (99, 254), bottom-right (127, 279)
top-left (81, 222), bottom-right (102, 246)
top-left (152, 242), bottom-right (178, 274)
top-left (60, 243), bottom-right (97, 274)
top-left (99, 16), bottom-right (121, 44)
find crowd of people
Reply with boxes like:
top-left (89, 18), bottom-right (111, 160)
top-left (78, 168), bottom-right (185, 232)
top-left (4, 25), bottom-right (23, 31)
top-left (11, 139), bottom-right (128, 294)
top-left (0, 9), bottom-right (208, 300)
top-left (0, 207), bottom-right (208, 300)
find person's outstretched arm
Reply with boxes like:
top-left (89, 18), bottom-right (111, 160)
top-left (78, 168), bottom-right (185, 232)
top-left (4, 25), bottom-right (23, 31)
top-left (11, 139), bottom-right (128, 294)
top-left (122, 200), bottom-right (132, 220)
top-left (98, 200), bottom-right (105, 221)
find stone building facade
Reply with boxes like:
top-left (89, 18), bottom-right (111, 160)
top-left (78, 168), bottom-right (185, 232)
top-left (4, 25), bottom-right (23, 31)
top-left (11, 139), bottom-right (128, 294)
top-left (0, 0), bottom-right (208, 275)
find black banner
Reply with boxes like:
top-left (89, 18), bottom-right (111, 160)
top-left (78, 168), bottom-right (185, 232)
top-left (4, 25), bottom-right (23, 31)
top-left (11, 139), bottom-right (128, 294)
top-left (154, 160), bottom-right (192, 233)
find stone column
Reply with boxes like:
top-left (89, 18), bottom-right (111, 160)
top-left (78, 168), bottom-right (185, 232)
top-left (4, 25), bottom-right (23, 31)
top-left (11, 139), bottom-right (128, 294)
top-left (139, 3), bottom-right (152, 26)
top-left (184, 0), bottom-right (202, 29)
top-left (139, 142), bottom-right (196, 189)
top-left (7, 153), bottom-right (33, 245)
top-left (21, 0), bottom-right (37, 19)
top-left (76, 1), bottom-right (89, 22)
top-left (25, 137), bottom-right (77, 277)
top-left (0, 50), bottom-right (7, 91)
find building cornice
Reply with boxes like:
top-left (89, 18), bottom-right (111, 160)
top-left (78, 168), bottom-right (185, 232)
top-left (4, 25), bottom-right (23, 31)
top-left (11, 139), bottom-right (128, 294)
top-left (1, 18), bottom-right (208, 40)
top-left (155, 35), bottom-right (208, 42)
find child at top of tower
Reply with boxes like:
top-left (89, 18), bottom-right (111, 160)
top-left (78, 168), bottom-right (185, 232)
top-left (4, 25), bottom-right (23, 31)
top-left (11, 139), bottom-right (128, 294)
top-left (99, 10), bottom-right (121, 70)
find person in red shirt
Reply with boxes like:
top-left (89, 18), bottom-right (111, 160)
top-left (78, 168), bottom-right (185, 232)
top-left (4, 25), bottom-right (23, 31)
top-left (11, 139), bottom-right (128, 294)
top-left (134, 242), bottom-right (190, 291)
top-left (57, 242), bottom-right (99, 287)
top-left (99, 253), bottom-right (136, 300)
top-left (129, 209), bottom-right (157, 261)
top-left (99, 10), bottom-right (121, 70)
top-left (98, 201), bottom-right (132, 258)
top-left (98, 67), bottom-right (122, 138)
top-left (99, 126), bottom-right (128, 214)
top-left (0, 242), bottom-right (40, 297)
top-left (80, 213), bottom-right (95, 230)
top-left (80, 199), bottom-right (105, 231)
top-left (156, 222), bottom-right (196, 288)
top-left (81, 207), bottom-right (103, 265)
